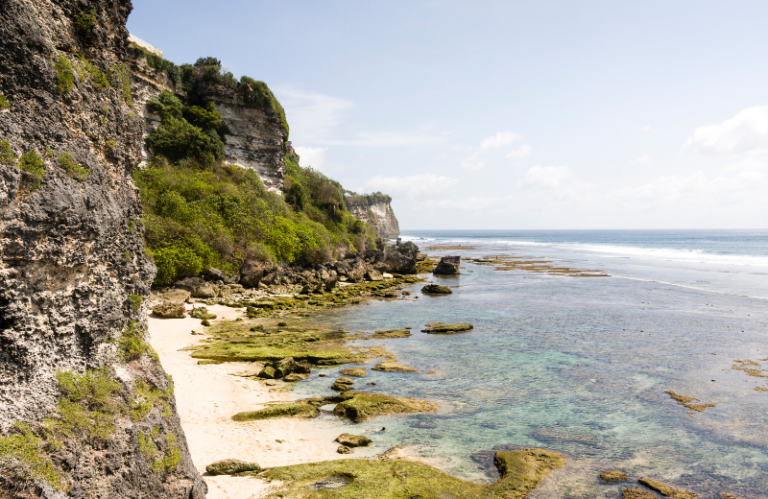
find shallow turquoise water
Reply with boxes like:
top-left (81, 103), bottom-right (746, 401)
top-left (292, 232), bottom-right (768, 498)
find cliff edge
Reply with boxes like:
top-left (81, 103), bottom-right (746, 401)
top-left (346, 192), bottom-right (400, 239)
top-left (0, 0), bottom-right (205, 496)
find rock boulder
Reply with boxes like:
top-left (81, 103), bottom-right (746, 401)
top-left (433, 255), bottom-right (460, 275)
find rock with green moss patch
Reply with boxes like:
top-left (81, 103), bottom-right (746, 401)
top-left (189, 307), bottom-right (217, 320)
top-left (335, 433), bottom-right (372, 447)
top-left (337, 445), bottom-right (351, 454)
top-left (206, 459), bottom-right (261, 476)
top-left (260, 446), bottom-right (564, 498)
top-left (639, 478), bottom-right (675, 497)
top-left (232, 402), bottom-right (319, 421)
top-left (421, 323), bottom-right (473, 334)
top-left (370, 329), bottom-right (411, 339)
top-left (332, 391), bottom-right (437, 423)
top-left (339, 368), bottom-right (367, 377)
top-left (624, 490), bottom-right (658, 499)
top-left (599, 469), bottom-right (628, 482)
top-left (372, 362), bottom-right (417, 373)
top-left (332, 377), bottom-right (355, 391)
top-left (421, 284), bottom-right (452, 294)
top-left (284, 372), bottom-right (309, 382)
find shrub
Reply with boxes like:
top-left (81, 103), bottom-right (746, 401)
top-left (18, 150), bottom-right (46, 189)
top-left (112, 64), bottom-right (133, 107)
top-left (0, 94), bottom-right (9, 109)
top-left (0, 423), bottom-right (63, 490)
top-left (53, 368), bottom-right (120, 442)
top-left (106, 139), bottom-right (116, 149)
top-left (57, 152), bottom-right (89, 181)
top-left (240, 76), bottom-right (289, 136)
top-left (0, 140), bottom-right (16, 165)
top-left (73, 11), bottom-right (97, 38)
top-left (55, 55), bottom-right (75, 93)
top-left (119, 321), bottom-right (151, 361)
top-left (128, 293), bottom-right (142, 310)
top-left (146, 117), bottom-right (223, 164)
top-left (76, 54), bottom-right (109, 89)
top-left (147, 91), bottom-right (184, 120)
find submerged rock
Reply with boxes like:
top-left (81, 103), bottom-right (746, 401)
top-left (284, 373), bottom-right (309, 382)
top-left (421, 323), bottom-right (474, 334)
top-left (332, 377), bottom-right (355, 391)
top-left (623, 490), bottom-right (658, 499)
top-left (340, 368), bottom-right (368, 377)
top-left (421, 284), bottom-right (452, 294)
top-left (639, 478), bottom-right (675, 497)
top-left (433, 255), bottom-right (460, 275)
top-left (372, 362), bottom-right (418, 373)
top-left (206, 459), bottom-right (261, 476)
top-left (599, 470), bottom-right (628, 482)
top-left (335, 433), bottom-right (372, 447)
top-left (152, 302), bottom-right (186, 318)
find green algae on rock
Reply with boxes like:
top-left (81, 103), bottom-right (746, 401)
top-left (421, 284), bottom-right (452, 294)
top-left (231, 402), bottom-right (319, 421)
top-left (624, 490), bottom-right (658, 499)
top-left (639, 478), bottom-right (675, 497)
top-left (421, 323), bottom-right (474, 334)
top-left (260, 447), bottom-right (564, 499)
top-left (340, 368), bottom-right (368, 377)
top-left (664, 390), bottom-right (716, 413)
top-left (332, 377), bottom-right (355, 392)
top-left (332, 391), bottom-right (437, 423)
top-left (372, 362), bottom-right (418, 372)
top-left (369, 329), bottom-right (412, 339)
top-left (334, 433), bottom-right (372, 447)
top-left (206, 459), bottom-right (261, 476)
top-left (599, 470), bottom-right (628, 482)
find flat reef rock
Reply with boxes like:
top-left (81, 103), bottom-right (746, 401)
top-left (421, 323), bottom-right (474, 334)
top-left (372, 362), bottom-right (418, 372)
top-left (260, 447), bottom-right (564, 498)
top-left (599, 470), bottom-right (628, 482)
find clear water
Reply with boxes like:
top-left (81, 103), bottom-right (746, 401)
top-left (293, 230), bottom-right (768, 498)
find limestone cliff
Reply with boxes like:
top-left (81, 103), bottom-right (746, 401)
top-left (0, 0), bottom-right (204, 496)
top-left (346, 193), bottom-right (401, 239)
top-left (127, 50), bottom-right (288, 193)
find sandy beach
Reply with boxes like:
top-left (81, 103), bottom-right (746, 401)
top-left (148, 304), bottom-right (348, 499)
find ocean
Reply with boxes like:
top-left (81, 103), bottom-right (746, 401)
top-left (294, 229), bottom-right (768, 498)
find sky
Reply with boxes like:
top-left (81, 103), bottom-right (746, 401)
top-left (127, 0), bottom-right (768, 230)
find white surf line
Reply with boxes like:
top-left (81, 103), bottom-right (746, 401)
top-left (611, 274), bottom-right (768, 301)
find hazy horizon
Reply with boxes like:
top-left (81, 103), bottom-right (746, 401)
top-left (127, 0), bottom-right (768, 231)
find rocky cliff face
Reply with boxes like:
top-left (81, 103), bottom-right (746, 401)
top-left (127, 56), bottom-right (288, 192)
top-left (0, 0), bottom-right (204, 496)
top-left (348, 200), bottom-right (401, 239)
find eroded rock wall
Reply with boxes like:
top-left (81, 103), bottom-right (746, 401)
top-left (349, 202), bottom-right (401, 239)
top-left (0, 0), bottom-right (205, 496)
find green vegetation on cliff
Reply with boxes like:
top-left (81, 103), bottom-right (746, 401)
top-left (134, 54), bottom-right (378, 285)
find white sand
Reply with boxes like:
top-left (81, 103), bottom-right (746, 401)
top-left (148, 304), bottom-right (346, 499)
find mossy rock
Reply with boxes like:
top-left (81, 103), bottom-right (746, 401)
top-left (232, 402), bottom-right (319, 421)
top-left (370, 329), bottom-right (412, 339)
top-left (260, 447), bottom-right (564, 498)
top-left (332, 391), bottom-right (437, 423)
top-left (190, 307), bottom-right (217, 320)
top-left (599, 470), bottom-right (628, 482)
top-left (421, 323), bottom-right (473, 334)
top-left (372, 362), bottom-right (417, 373)
top-left (421, 284), bottom-right (452, 294)
top-left (206, 459), bottom-right (261, 476)
top-left (339, 368), bottom-right (367, 377)
top-left (623, 490), bottom-right (658, 499)
top-left (284, 372), bottom-right (309, 382)
top-left (334, 433), bottom-right (372, 447)
top-left (639, 478), bottom-right (675, 497)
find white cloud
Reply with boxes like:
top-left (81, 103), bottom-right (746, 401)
top-left (506, 144), bottom-right (531, 161)
top-left (274, 86), bottom-right (353, 143)
top-left (461, 131), bottom-right (530, 170)
top-left (519, 165), bottom-right (575, 190)
top-left (682, 106), bottom-right (768, 155)
top-left (359, 174), bottom-right (457, 201)
top-left (628, 154), bottom-right (653, 166)
top-left (479, 131), bottom-right (522, 151)
top-left (293, 146), bottom-right (327, 171)
top-left (641, 125), bottom-right (658, 133)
